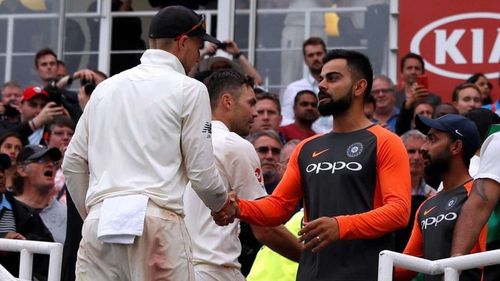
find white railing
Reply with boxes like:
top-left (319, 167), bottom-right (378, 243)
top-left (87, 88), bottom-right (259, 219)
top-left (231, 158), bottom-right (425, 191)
top-left (0, 238), bottom-right (63, 281)
top-left (378, 249), bottom-right (500, 281)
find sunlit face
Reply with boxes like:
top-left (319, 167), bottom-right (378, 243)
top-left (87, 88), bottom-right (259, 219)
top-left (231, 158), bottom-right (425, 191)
top-left (453, 87), bottom-right (482, 115)
top-left (231, 85), bottom-right (257, 137)
top-left (402, 58), bottom-right (423, 85)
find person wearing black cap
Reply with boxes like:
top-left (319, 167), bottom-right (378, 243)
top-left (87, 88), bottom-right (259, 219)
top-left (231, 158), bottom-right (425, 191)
top-left (395, 114), bottom-right (484, 281)
top-left (0, 151), bottom-right (55, 280)
top-left (63, 5), bottom-right (235, 281)
top-left (14, 144), bottom-right (66, 244)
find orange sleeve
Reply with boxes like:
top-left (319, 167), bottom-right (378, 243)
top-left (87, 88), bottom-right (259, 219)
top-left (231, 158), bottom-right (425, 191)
top-left (395, 203), bottom-right (426, 281)
top-left (335, 127), bottom-right (411, 239)
top-left (238, 138), bottom-right (308, 226)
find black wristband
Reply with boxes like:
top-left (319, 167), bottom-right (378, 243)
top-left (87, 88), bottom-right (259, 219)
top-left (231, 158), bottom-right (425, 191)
top-left (67, 73), bottom-right (74, 86)
top-left (233, 52), bottom-right (242, 60)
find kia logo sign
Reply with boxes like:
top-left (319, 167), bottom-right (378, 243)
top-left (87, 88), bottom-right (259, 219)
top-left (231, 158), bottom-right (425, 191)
top-left (410, 12), bottom-right (500, 80)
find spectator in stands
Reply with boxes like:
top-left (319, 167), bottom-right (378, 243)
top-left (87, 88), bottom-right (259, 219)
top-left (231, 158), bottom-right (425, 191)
top-left (395, 52), bottom-right (441, 109)
top-left (1, 81), bottom-right (23, 108)
top-left (279, 139), bottom-right (300, 177)
top-left (250, 92), bottom-right (283, 137)
top-left (372, 75), bottom-right (399, 132)
top-left (18, 86), bottom-right (66, 145)
top-left (0, 132), bottom-right (23, 192)
top-left (396, 114), bottom-right (484, 281)
top-left (249, 130), bottom-right (283, 195)
top-left (466, 73), bottom-right (493, 105)
top-left (0, 152), bottom-right (54, 280)
top-left (394, 130), bottom-right (436, 252)
top-left (451, 83), bottom-right (482, 115)
top-left (363, 94), bottom-right (376, 120)
top-left (45, 116), bottom-right (74, 204)
top-left (396, 99), bottom-right (434, 135)
top-left (279, 90), bottom-right (319, 142)
top-left (281, 37), bottom-right (332, 133)
top-left (196, 40), bottom-right (263, 85)
top-left (434, 102), bottom-right (459, 118)
top-left (14, 144), bottom-right (66, 244)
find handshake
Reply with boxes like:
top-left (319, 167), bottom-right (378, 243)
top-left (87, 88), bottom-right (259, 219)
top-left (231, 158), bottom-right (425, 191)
top-left (211, 192), bottom-right (240, 226)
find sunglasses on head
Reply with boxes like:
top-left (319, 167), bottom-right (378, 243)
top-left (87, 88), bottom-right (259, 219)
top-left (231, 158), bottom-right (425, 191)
top-left (175, 14), bottom-right (205, 41)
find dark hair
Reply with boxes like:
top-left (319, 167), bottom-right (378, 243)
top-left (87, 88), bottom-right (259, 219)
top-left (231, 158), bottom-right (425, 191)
top-left (466, 73), bottom-right (486, 84)
top-left (433, 103), bottom-right (459, 118)
top-left (323, 49), bottom-right (373, 98)
top-left (400, 52), bottom-right (425, 73)
top-left (302, 37), bottom-right (327, 55)
top-left (451, 83), bottom-right (481, 102)
top-left (0, 132), bottom-right (25, 147)
top-left (204, 69), bottom-right (254, 110)
top-left (255, 91), bottom-right (281, 113)
top-left (413, 99), bottom-right (434, 111)
top-left (293, 90), bottom-right (317, 107)
top-left (447, 132), bottom-right (473, 168)
top-left (364, 93), bottom-right (376, 106)
top-left (464, 108), bottom-right (500, 144)
top-left (56, 60), bottom-right (65, 67)
top-left (34, 48), bottom-right (57, 68)
top-left (46, 116), bottom-right (76, 134)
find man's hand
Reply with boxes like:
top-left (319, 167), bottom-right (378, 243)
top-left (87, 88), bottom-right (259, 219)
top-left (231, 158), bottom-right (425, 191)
top-left (4, 231), bottom-right (26, 240)
top-left (32, 102), bottom-right (65, 128)
top-left (222, 40), bottom-right (240, 56)
top-left (405, 83), bottom-right (429, 110)
top-left (298, 217), bottom-right (340, 253)
top-left (211, 191), bottom-right (239, 226)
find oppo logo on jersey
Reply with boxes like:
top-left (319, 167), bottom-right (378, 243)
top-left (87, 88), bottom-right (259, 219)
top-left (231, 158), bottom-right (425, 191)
top-left (305, 161), bottom-right (362, 174)
top-left (421, 212), bottom-right (457, 229)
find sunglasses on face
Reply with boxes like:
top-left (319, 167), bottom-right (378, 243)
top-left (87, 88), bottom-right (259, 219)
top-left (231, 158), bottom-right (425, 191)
top-left (256, 146), bottom-right (281, 155)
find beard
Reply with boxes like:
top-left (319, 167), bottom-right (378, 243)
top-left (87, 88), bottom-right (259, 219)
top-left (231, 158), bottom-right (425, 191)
top-left (423, 149), bottom-right (451, 179)
top-left (318, 89), bottom-right (353, 117)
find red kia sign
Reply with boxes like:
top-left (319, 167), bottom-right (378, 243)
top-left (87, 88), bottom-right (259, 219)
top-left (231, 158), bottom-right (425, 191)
top-left (399, 1), bottom-right (499, 102)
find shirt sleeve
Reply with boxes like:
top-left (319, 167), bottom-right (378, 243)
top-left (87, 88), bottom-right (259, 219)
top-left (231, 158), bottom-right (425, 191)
top-left (224, 134), bottom-right (267, 200)
top-left (180, 80), bottom-right (228, 212)
top-left (280, 84), bottom-right (296, 126)
top-left (475, 133), bottom-right (500, 184)
top-left (238, 141), bottom-right (305, 226)
top-left (335, 129), bottom-right (411, 239)
top-left (62, 101), bottom-right (91, 219)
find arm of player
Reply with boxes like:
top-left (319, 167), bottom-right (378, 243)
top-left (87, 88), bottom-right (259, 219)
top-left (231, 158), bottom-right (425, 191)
top-left (452, 178), bottom-right (500, 255)
top-left (251, 224), bottom-right (303, 262)
top-left (62, 102), bottom-right (90, 219)
top-left (334, 132), bottom-right (411, 240)
top-left (181, 81), bottom-right (228, 212)
top-left (394, 205), bottom-right (425, 281)
top-left (237, 142), bottom-right (305, 226)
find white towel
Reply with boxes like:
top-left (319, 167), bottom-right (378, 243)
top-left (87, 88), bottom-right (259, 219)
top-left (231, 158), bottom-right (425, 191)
top-left (97, 194), bottom-right (149, 244)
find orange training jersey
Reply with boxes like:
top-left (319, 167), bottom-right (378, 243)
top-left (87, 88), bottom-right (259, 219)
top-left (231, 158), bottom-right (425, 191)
top-left (239, 124), bottom-right (411, 281)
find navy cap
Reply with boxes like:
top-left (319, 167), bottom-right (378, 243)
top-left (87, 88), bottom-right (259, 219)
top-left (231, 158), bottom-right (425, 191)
top-left (17, 144), bottom-right (62, 164)
top-left (149, 6), bottom-right (221, 44)
top-left (0, 153), bottom-right (11, 170)
top-left (415, 114), bottom-right (481, 154)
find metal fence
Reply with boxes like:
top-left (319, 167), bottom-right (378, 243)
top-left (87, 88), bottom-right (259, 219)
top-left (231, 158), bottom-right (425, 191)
top-left (378, 249), bottom-right (500, 281)
top-left (0, 238), bottom-right (63, 281)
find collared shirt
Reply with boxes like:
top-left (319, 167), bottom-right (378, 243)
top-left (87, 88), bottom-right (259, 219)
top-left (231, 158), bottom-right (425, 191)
top-left (0, 193), bottom-right (16, 234)
top-left (281, 74), bottom-right (333, 134)
top-left (63, 49), bottom-right (227, 217)
top-left (374, 108), bottom-right (400, 133)
top-left (0, 193), bottom-right (12, 211)
top-left (184, 121), bottom-right (267, 268)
